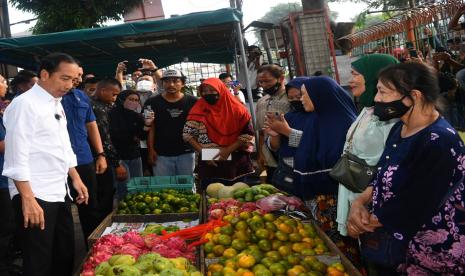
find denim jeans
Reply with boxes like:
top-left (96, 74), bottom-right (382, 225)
top-left (115, 158), bottom-right (143, 199)
top-left (152, 153), bottom-right (195, 176)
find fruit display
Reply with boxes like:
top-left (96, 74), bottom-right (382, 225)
top-left (232, 184), bottom-right (285, 202)
top-left (208, 199), bottom-right (262, 220)
top-left (143, 224), bottom-right (180, 235)
top-left (81, 231), bottom-right (197, 275)
top-left (206, 183), bottom-right (286, 202)
top-left (84, 253), bottom-right (201, 276)
top-left (203, 212), bottom-right (349, 276)
top-left (206, 182), bottom-right (250, 199)
top-left (116, 190), bottom-right (200, 215)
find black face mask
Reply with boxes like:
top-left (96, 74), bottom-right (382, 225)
top-left (204, 94), bottom-right (220, 105)
top-left (290, 100), bottom-right (305, 112)
top-left (263, 82), bottom-right (280, 95)
top-left (374, 96), bottom-right (411, 121)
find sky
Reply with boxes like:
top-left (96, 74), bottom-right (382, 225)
top-left (7, 0), bottom-right (367, 38)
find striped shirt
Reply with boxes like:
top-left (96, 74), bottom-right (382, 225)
top-left (256, 91), bottom-right (290, 130)
top-left (256, 90), bottom-right (290, 167)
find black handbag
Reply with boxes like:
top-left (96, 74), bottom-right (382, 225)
top-left (329, 119), bottom-right (376, 193)
top-left (272, 159), bottom-right (295, 194)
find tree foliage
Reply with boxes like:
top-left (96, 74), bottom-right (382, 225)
top-left (328, 0), bottom-right (437, 10)
top-left (330, 0), bottom-right (439, 31)
top-left (10, 0), bottom-right (142, 34)
top-left (258, 2), bottom-right (338, 25)
top-left (353, 12), bottom-right (391, 30)
top-left (258, 2), bottom-right (303, 25)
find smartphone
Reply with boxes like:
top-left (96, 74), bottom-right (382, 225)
top-left (266, 111), bottom-right (280, 119)
top-left (409, 49), bottom-right (418, 58)
top-left (230, 80), bottom-right (240, 88)
top-left (124, 61), bottom-right (141, 73)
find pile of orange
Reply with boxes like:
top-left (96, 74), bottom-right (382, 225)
top-left (204, 212), bottom-right (348, 276)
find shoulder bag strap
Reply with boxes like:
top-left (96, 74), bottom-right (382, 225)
top-left (345, 114), bottom-right (364, 153)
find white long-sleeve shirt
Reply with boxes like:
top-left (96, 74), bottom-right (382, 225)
top-left (3, 83), bottom-right (77, 202)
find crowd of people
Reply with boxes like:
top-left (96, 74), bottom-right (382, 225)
top-left (1, 23), bottom-right (465, 276)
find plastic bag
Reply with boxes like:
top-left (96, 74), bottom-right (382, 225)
top-left (256, 195), bottom-right (305, 212)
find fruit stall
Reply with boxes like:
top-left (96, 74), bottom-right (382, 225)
top-left (202, 182), bottom-right (361, 276)
top-left (79, 178), bottom-right (361, 276)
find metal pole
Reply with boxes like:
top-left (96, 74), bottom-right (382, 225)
top-left (234, 48), bottom-right (240, 79)
top-left (235, 22), bottom-right (258, 136)
top-left (0, 0), bottom-right (11, 79)
top-left (1, 0), bottom-right (11, 38)
top-left (280, 23), bottom-right (294, 79)
top-left (261, 30), bottom-right (273, 64)
top-left (229, 0), bottom-right (236, 9)
top-left (272, 28), bottom-right (280, 62)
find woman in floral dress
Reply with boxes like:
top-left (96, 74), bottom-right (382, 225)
top-left (347, 62), bottom-right (465, 275)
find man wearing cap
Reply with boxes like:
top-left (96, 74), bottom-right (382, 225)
top-left (146, 69), bottom-right (197, 176)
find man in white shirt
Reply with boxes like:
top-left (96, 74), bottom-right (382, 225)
top-left (3, 52), bottom-right (89, 276)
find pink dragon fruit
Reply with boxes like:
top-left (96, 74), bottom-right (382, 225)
top-left (165, 237), bottom-right (187, 252)
top-left (80, 269), bottom-right (95, 276)
top-left (122, 231), bottom-right (145, 248)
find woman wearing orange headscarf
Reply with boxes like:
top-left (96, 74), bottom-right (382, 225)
top-left (183, 78), bottom-right (255, 188)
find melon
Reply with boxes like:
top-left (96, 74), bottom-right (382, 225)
top-left (232, 182), bottom-right (249, 190)
top-left (206, 182), bottom-right (224, 198)
top-left (217, 186), bottom-right (236, 199)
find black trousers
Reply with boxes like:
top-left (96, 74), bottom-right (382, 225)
top-left (12, 195), bottom-right (74, 276)
top-left (96, 167), bottom-right (115, 221)
top-left (368, 262), bottom-right (400, 276)
top-left (140, 148), bottom-right (153, 176)
top-left (265, 166), bottom-right (276, 184)
top-left (69, 162), bottom-right (99, 245)
top-left (0, 189), bottom-right (15, 275)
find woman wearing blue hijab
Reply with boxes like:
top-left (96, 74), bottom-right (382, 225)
top-left (266, 77), bottom-right (311, 194)
top-left (265, 76), bottom-right (357, 239)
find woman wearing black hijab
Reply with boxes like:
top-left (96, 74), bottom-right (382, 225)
top-left (109, 90), bottom-right (154, 199)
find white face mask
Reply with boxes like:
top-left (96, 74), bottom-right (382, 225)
top-left (136, 80), bottom-right (153, 92)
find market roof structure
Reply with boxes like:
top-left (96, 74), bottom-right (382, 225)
top-left (337, 0), bottom-right (462, 50)
top-left (0, 8), bottom-right (241, 75)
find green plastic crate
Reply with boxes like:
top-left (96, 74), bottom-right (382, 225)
top-left (126, 175), bottom-right (194, 194)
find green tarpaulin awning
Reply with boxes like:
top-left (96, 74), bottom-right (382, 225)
top-left (0, 8), bottom-right (241, 76)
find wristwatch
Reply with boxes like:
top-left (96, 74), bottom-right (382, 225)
top-left (95, 152), bottom-right (106, 158)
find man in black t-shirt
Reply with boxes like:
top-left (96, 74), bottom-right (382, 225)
top-left (146, 69), bottom-right (197, 176)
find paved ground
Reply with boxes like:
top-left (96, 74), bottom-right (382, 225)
top-left (72, 205), bottom-right (87, 275)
